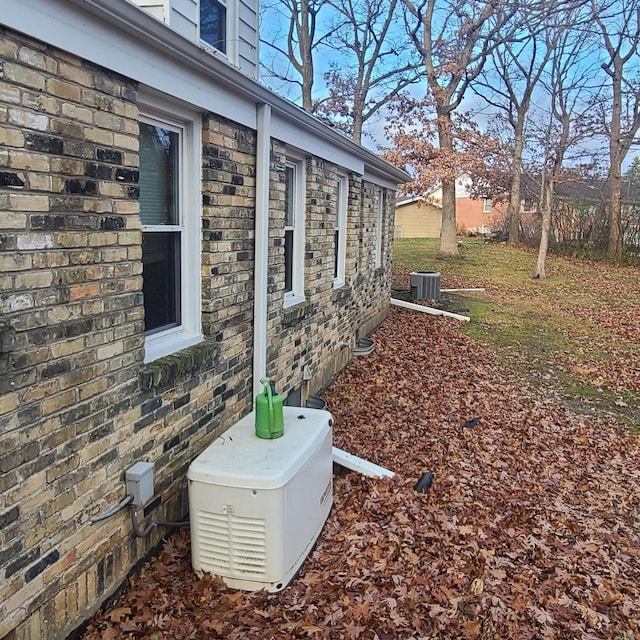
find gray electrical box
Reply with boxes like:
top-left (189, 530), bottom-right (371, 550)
top-left (126, 462), bottom-right (154, 506)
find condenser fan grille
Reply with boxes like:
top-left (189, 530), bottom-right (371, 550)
top-left (196, 510), bottom-right (267, 575)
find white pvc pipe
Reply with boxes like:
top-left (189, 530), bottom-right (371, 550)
top-left (252, 104), bottom-right (271, 398)
top-left (332, 447), bottom-right (395, 478)
top-left (390, 297), bottom-right (470, 322)
top-left (441, 288), bottom-right (485, 293)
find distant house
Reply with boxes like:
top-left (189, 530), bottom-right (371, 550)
top-left (518, 177), bottom-right (640, 249)
top-left (394, 195), bottom-right (442, 238)
top-left (428, 174), bottom-right (504, 235)
top-left (394, 174), bottom-right (504, 238)
top-left (0, 1), bottom-right (408, 638)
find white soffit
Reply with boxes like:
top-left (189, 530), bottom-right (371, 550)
top-left (270, 114), bottom-right (363, 174)
top-left (2, 0), bottom-right (257, 128)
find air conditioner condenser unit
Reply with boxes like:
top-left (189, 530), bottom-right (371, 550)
top-left (188, 407), bottom-right (333, 592)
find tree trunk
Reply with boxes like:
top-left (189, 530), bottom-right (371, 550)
top-left (436, 113), bottom-right (459, 257)
top-left (439, 176), bottom-right (459, 256)
top-left (533, 177), bottom-right (553, 278)
top-left (607, 173), bottom-right (623, 259)
top-left (352, 95), bottom-right (364, 145)
top-left (299, 0), bottom-right (314, 112)
top-left (507, 115), bottom-right (526, 243)
top-left (604, 56), bottom-right (624, 260)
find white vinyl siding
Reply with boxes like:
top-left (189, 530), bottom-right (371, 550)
top-left (237, 0), bottom-right (258, 78)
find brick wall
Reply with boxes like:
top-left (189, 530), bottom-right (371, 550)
top-left (0, 27), bottom-right (146, 639)
top-left (0, 29), bottom-right (256, 640)
top-left (265, 145), bottom-right (393, 400)
top-left (0, 25), bottom-right (396, 640)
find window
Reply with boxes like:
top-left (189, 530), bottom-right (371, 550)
top-left (374, 188), bottom-right (384, 268)
top-left (283, 156), bottom-right (305, 307)
top-left (334, 174), bottom-right (348, 287)
top-left (139, 103), bottom-right (201, 362)
top-left (483, 198), bottom-right (492, 213)
top-left (200, 0), bottom-right (226, 54)
top-left (522, 198), bottom-right (533, 213)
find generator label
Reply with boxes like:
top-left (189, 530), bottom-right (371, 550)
top-left (320, 479), bottom-right (332, 506)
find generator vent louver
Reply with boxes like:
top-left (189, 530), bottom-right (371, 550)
top-left (196, 510), bottom-right (267, 575)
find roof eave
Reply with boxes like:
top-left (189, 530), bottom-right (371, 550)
top-left (70, 0), bottom-right (410, 184)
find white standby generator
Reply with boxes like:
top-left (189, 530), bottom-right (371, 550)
top-left (188, 407), bottom-right (333, 592)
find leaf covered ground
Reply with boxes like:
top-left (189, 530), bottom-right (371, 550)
top-left (82, 306), bottom-right (640, 640)
top-left (392, 239), bottom-right (640, 427)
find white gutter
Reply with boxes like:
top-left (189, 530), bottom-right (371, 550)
top-left (332, 447), bottom-right (395, 479)
top-left (441, 288), bottom-right (485, 293)
top-left (253, 104), bottom-right (271, 398)
top-left (390, 298), bottom-right (470, 322)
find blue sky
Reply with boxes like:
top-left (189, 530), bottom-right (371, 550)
top-left (258, 0), bottom-right (639, 172)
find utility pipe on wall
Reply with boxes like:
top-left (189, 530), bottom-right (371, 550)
top-left (253, 103), bottom-right (271, 398)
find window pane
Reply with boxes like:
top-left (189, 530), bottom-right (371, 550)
top-left (201, 0), bottom-right (227, 54)
top-left (334, 229), bottom-right (339, 278)
top-left (142, 232), bottom-right (181, 333)
top-left (139, 123), bottom-right (179, 226)
top-left (284, 165), bottom-right (295, 227)
top-left (284, 229), bottom-right (293, 292)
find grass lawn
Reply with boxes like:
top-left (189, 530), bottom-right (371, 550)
top-left (393, 238), bottom-right (640, 430)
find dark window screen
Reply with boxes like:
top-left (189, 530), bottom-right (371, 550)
top-left (139, 121), bottom-right (181, 334)
top-left (142, 232), bottom-right (181, 333)
top-left (284, 229), bottom-right (293, 293)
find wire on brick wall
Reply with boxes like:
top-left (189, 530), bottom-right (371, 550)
top-left (88, 494), bottom-right (134, 524)
top-left (129, 504), bottom-right (190, 538)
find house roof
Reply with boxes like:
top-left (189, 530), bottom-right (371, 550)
top-left (4, 0), bottom-right (409, 187)
top-left (520, 175), bottom-right (640, 204)
top-left (395, 195), bottom-right (442, 208)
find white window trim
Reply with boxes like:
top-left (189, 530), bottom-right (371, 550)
top-left (139, 98), bottom-right (202, 363)
top-left (283, 155), bottom-right (306, 309)
top-left (334, 173), bottom-right (348, 289)
top-left (483, 198), bottom-right (492, 213)
top-left (198, 0), bottom-right (239, 67)
top-left (374, 188), bottom-right (384, 269)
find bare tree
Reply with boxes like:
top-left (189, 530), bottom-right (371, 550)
top-left (260, 0), bottom-right (332, 111)
top-left (533, 21), bottom-right (597, 278)
top-left (314, 0), bottom-right (423, 143)
top-left (590, 0), bottom-right (640, 260)
top-left (474, 14), bottom-right (561, 244)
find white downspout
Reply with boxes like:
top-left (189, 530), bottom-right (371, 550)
top-left (390, 297), bottom-right (470, 322)
top-left (253, 103), bottom-right (271, 397)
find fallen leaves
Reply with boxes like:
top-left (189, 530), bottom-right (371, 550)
top-left (81, 308), bottom-right (640, 640)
